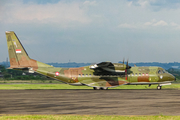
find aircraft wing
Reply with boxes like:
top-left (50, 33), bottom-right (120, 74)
top-left (79, 76), bottom-right (128, 88)
top-left (90, 62), bottom-right (117, 72)
top-left (90, 62), bottom-right (125, 73)
top-left (90, 62), bottom-right (113, 69)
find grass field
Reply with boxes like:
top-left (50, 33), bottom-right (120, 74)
top-left (0, 115), bottom-right (180, 120)
top-left (0, 83), bottom-right (180, 89)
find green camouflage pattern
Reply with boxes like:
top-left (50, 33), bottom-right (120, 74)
top-left (5, 31), bottom-right (176, 89)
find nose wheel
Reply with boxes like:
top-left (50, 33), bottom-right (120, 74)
top-left (157, 86), bottom-right (161, 90)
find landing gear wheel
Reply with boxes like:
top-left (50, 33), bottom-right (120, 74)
top-left (93, 87), bottom-right (97, 90)
top-left (93, 87), bottom-right (100, 90)
top-left (104, 87), bottom-right (108, 90)
top-left (93, 87), bottom-right (108, 90)
top-left (100, 87), bottom-right (108, 90)
top-left (157, 86), bottom-right (161, 90)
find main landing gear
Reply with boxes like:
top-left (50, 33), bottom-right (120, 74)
top-left (93, 87), bottom-right (108, 90)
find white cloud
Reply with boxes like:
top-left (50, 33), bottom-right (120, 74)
top-left (0, 1), bottom-right (91, 27)
top-left (128, 0), bottom-right (180, 10)
top-left (144, 20), bottom-right (180, 29)
top-left (153, 20), bottom-right (168, 26)
top-left (119, 20), bottom-right (175, 30)
top-left (144, 20), bottom-right (168, 27)
top-left (171, 22), bottom-right (178, 26)
top-left (170, 22), bottom-right (180, 29)
top-left (127, 1), bottom-right (133, 7)
top-left (144, 22), bottom-right (152, 26)
top-left (83, 1), bottom-right (97, 6)
top-left (138, 0), bottom-right (149, 8)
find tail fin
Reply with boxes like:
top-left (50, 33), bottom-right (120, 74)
top-left (5, 31), bottom-right (52, 70)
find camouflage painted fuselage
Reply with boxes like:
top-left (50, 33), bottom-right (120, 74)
top-left (5, 31), bottom-right (176, 89)
top-left (34, 65), bottom-right (175, 88)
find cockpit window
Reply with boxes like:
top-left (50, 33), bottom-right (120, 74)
top-left (158, 70), bottom-right (162, 74)
top-left (158, 70), bottom-right (166, 74)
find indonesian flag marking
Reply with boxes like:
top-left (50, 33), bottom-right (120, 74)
top-left (16, 49), bottom-right (21, 53)
top-left (55, 72), bottom-right (59, 76)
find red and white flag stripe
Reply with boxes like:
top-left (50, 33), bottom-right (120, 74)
top-left (16, 49), bottom-right (21, 53)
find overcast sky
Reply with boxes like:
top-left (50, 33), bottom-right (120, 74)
top-left (1, 0), bottom-right (180, 63)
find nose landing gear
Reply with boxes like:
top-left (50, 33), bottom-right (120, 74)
top-left (157, 85), bottom-right (162, 90)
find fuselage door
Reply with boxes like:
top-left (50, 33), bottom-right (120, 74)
top-left (70, 69), bottom-right (78, 82)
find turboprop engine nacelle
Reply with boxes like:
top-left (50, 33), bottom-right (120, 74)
top-left (90, 62), bottom-right (129, 73)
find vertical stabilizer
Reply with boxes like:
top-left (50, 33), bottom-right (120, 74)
top-left (6, 31), bottom-right (53, 70)
top-left (6, 31), bottom-right (35, 68)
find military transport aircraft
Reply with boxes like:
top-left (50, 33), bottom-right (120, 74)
top-left (5, 31), bottom-right (176, 90)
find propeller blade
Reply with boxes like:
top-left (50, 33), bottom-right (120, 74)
top-left (126, 59), bottom-right (131, 69)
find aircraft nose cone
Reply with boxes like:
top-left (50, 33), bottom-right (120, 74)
top-left (173, 76), bottom-right (176, 81)
top-left (171, 75), bottom-right (176, 81)
top-left (168, 73), bottom-right (176, 82)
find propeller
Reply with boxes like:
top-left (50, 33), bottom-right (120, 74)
top-left (123, 58), bottom-right (125, 64)
top-left (124, 59), bottom-right (131, 80)
top-left (126, 59), bottom-right (131, 69)
top-left (122, 59), bottom-right (131, 69)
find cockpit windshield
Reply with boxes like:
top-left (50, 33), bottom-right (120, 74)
top-left (158, 69), bottom-right (167, 74)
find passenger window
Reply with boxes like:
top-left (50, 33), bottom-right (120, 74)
top-left (82, 74), bottom-right (84, 77)
top-left (139, 73), bottom-right (141, 76)
top-left (86, 74), bottom-right (88, 76)
top-left (142, 73), bottom-right (144, 76)
top-left (131, 73), bottom-right (134, 76)
top-left (89, 74), bottom-right (91, 76)
top-left (135, 73), bottom-right (137, 76)
top-left (146, 73), bottom-right (148, 76)
top-left (79, 74), bottom-right (81, 77)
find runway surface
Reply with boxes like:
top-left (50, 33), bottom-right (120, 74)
top-left (0, 89), bottom-right (180, 115)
